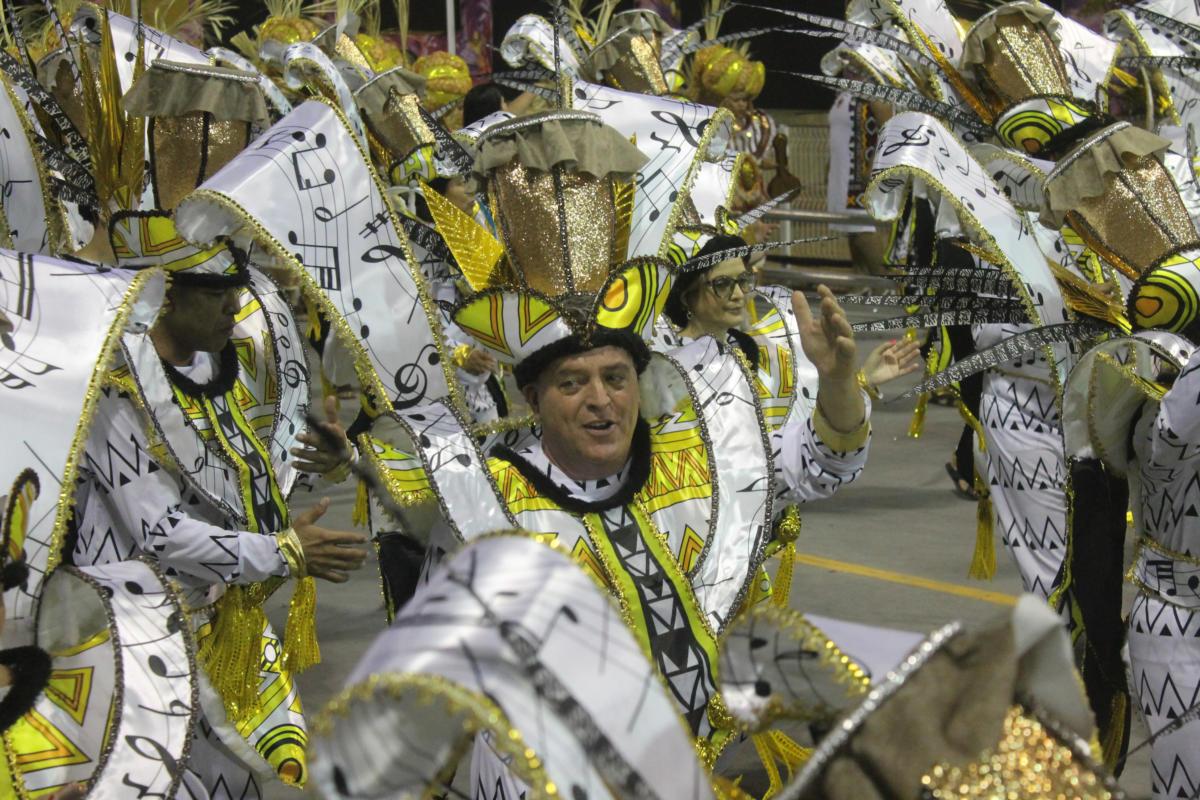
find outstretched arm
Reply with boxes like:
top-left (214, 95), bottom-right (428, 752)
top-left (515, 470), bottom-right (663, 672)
top-left (793, 285), bottom-right (867, 437)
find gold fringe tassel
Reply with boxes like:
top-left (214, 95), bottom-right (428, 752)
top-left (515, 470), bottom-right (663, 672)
top-left (197, 585), bottom-right (267, 723)
top-left (908, 389), bottom-right (929, 439)
top-left (751, 730), bottom-right (812, 799)
top-left (771, 543), bottom-right (796, 610)
top-left (353, 477), bottom-right (370, 527)
top-left (908, 340), bottom-right (938, 438)
top-left (281, 576), bottom-right (321, 673)
top-left (1100, 692), bottom-right (1128, 771)
top-left (968, 478), bottom-right (996, 580)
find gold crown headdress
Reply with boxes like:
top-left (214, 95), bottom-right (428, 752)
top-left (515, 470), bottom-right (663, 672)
top-left (1042, 121), bottom-right (1200, 342)
top-left (424, 110), bottom-right (682, 383)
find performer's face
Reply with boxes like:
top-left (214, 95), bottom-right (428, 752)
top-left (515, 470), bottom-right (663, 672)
top-left (524, 346), bottom-right (640, 481)
top-left (687, 258), bottom-right (751, 335)
top-left (155, 284), bottom-right (242, 361)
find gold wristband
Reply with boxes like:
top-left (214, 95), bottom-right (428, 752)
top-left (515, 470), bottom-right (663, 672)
top-left (856, 369), bottom-right (882, 401)
top-left (323, 457), bottom-right (352, 484)
top-left (451, 343), bottom-right (473, 370)
top-left (277, 527), bottom-right (307, 578)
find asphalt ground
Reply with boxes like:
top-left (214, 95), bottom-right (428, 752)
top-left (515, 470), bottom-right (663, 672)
top-left (263, 314), bottom-right (1153, 798)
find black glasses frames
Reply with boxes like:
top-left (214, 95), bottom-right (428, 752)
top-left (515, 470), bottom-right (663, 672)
top-left (705, 273), bottom-right (756, 300)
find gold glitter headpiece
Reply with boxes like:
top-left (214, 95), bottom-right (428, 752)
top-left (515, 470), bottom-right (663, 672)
top-left (1043, 122), bottom-right (1200, 341)
top-left (961, 2), bottom-right (1097, 154)
top-left (427, 110), bottom-right (676, 376)
top-left (787, 601), bottom-right (1122, 800)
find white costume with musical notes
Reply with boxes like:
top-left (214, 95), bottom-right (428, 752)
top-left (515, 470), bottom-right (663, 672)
top-left (72, 270), bottom-right (315, 797)
top-left (1125, 349), bottom-right (1200, 800)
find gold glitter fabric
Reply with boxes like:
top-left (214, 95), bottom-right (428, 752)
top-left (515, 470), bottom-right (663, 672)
top-left (921, 705), bottom-right (1115, 800)
top-left (965, 8), bottom-right (1071, 110)
top-left (151, 114), bottom-right (250, 212)
top-left (1068, 156), bottom-right (1199, 277)
top-left (489, 161), bottom-right (618, 296)
top-left (358, 90), bottom-right (433, 165)
top-left (590, 32), bottom-right (670, 96)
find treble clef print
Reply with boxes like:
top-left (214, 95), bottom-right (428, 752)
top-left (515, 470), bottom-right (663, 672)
top-left (650, 109), bottom-right (703, 149)
top-left (392, 343), bottom-right (440, 409)
top-left (880, 125), bottom-right (934, 157)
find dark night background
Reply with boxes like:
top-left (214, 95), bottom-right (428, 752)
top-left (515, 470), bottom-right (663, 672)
top-left (212, 0), bottom-right (1064, 110)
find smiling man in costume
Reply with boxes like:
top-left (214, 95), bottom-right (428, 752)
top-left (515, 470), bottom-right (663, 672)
top-left (348, 109), bottom-right (870, 794)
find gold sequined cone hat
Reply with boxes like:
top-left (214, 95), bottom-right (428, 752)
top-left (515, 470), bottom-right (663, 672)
top-left (1043, 121), bottom-right (1200, 341)
top-left (781, 596), bottom-right (1123, 800)
top-left (962, 2), bottom-right (1096, 154)
top-left (109, 54), bottom-right (270, 284)
top-left (431, 110), bottom-right (679, 382)
top-left (586, 29), bottom-right (670, 96)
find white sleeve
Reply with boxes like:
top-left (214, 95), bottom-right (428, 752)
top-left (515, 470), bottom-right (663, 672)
top-left (772, 394), bottom-right (871, 506)
top-left (75, 385), bottom-right (289, 586)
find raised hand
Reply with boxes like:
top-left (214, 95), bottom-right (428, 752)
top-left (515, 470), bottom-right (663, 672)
top-left (462, 347), bottom-right (497, 376)
top-left (792, 285), bottom-right (857, 382)
top-left (863, 338), bottom-right (922, 388)
top-left (292, 395), bottom-right (353, 475)
top-left (292, 497), bottom-right (369, 583)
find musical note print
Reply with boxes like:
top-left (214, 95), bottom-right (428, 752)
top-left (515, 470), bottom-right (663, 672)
top-left (311, 535), bottom-right (714, 800)
top-left (572, 80), bottom-right (726, 260)
top-left (176, 100), bottom-right (455, 414)
top-left (869, 113), bottom-right (1070, 366)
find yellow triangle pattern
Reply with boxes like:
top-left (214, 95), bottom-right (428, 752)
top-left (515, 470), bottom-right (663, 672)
top-left (678, 526), bottom-right (705, 573)
top-left (420, 180), bottom-right (505, 291)
top-left (8, 709), bottom-right (90, 771)
top-left (44, 668), bottom-right (95, 727)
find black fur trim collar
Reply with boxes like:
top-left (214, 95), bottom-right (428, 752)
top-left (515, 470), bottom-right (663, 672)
top-left (0, 645), bottom-right (51, 732)
top-left (490, 417), bottom-right (652, 514)
top-left (162, 341), bottom-right (240, 399)
top-left (726, 328), bottom-right (761, 369)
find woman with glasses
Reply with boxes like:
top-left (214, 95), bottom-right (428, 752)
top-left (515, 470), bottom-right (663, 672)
top-left (663, 235), bottom-right (920, 417)
top-left (661, 234), bottom-right (920, 611)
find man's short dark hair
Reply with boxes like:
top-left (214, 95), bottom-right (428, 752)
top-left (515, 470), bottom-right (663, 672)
top-left (463, 83), bottom-right (506, 126)
top-left (663, 234), bottom-right (748, 328)
top-left (514, 330), bottom-right (651, 389)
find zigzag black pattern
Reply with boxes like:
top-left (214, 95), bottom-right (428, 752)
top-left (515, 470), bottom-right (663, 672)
top-left (988, 451), bottom-right (1064, 495)
top-left (997, 511), bottom-right (1066, 551)
top-left (1151, 753), bottom-right (1200, 799)
top-left (896, 322), bottom-right (1108, 400)
top-left (790, 73), bottom-right (993, 138)
top-left (853, 307), bottom-right (1026, 332)
top-left (1141, 472), bottom-right (1200, 534)
top-left (897, 266), bottom-right (1018, 297)
top-left (1130, 594), bottom-right (1200, 639)
top-left (981, 380), bottom-right (1060, 429)
top-left (1135, 669), bottom-right (1200, 718)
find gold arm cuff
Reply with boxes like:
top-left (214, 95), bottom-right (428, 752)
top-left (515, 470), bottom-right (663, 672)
top-left (856, 369), bottom-right (882, 401)
top-left (813, 402), bottom-right (870, 452)
top-left (451, 343), bottom-right (473, 369)
top-left (277, 527), bottom-right (308, 578)
top-left (323, 458), bottom-right (352, 484)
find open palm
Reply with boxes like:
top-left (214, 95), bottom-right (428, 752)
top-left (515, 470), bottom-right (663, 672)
top-left (792, 285), bottom-right (857, 382)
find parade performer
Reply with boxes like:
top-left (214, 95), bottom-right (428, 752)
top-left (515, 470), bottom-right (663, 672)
top-left (9, 7), bottom-right (374, 794)
top-left (366, 108), bottom-right (868, 789)
top-left (0, 249), bottom-right (211, 799)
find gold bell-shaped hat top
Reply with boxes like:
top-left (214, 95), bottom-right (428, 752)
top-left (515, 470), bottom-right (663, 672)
top-left (962, 2), bottom-right (1072, 111)
top-left (473, 110), bottom-right (647, 304)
